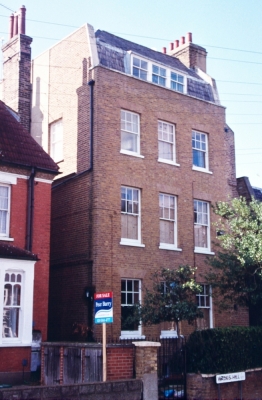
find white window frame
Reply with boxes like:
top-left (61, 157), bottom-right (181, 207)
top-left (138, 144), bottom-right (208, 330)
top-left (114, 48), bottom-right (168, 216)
top-left (171, 71), bottom-right (184, 93)
top-left (132, 57), bottom-right (148, 81)
top-left (131, 54), bottom-right (186, 94)
top-left (0, 259), bottom-right (35, 346)
top-left (192, 130), bottom-right (210, 173)
top-left (196, 284), bottom-right (213, 329)
top-left (0, 184), bottom-right (11, 239)
top-left (120, 279), bottom-right (144, 339)
top-left (152, 65), bottom-right (166, 87)
top-left (194, 200), bottom-right (212, 254)
top-left (159, 194), bottom-right (181, 251)
top-left (50, 119), bottom-right (63, 163)
top-left (120, 110), bottom-right (143, 158)
top-left (120, 186), bottom-right (144, 247)
top-left (158, 121), bottom-right (179, 166)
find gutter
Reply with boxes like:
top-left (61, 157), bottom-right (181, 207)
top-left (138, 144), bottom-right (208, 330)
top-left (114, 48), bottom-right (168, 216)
top-left (26, 167), bottom-right (35, 251)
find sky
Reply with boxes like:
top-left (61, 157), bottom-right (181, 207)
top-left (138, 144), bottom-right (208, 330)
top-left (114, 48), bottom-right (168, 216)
top-left (1, 0), bottom-right (262, 188)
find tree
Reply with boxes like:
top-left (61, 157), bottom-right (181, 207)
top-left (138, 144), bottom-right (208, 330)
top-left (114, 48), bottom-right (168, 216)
top-left (123, 266), bottom-right (203, 336)
top-left (205, 197), bottom-right (262, 325)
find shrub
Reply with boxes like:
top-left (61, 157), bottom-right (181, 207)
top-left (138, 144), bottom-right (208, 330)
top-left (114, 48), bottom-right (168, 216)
top-left (186, 326), bottom-right (262, 374)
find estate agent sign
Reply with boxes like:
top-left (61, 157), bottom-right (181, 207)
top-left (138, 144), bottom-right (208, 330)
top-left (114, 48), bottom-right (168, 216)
top-left (94, 291), bottom-right (113, 324)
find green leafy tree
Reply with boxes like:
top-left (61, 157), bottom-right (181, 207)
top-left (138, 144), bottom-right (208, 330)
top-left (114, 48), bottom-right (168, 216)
top-left (124, 266), bottom-right (203, 336)
top-left (206, 197), bottom-right (262, 325)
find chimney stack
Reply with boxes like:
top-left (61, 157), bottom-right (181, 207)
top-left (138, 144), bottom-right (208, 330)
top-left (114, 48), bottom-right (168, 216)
top-left (2, 5), bottom-right (32, 132)
top-left (167, 32), bottom-right (207, 73)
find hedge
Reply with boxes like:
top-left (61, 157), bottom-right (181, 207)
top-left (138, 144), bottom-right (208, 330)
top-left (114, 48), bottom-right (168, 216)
top-left (186, 326), bottom-right (262, 374)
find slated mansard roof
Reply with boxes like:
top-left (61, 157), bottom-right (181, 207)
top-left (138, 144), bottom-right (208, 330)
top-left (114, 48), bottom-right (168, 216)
top-left (0, 101), bottom-right (59, 173)
top-left (95, 30), bottom-right (215, 103)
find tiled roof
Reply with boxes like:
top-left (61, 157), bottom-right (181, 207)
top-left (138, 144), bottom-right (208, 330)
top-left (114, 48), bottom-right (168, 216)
top-left (0, 101), bottom-right (59, 173)
top-left (0, 243), bottom-right (39, 260)
top-left (95, 30), bottom-right (215, 103)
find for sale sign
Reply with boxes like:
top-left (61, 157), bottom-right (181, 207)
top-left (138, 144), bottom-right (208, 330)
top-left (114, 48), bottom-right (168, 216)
top-left (94, 292), bottom-right (113, 324)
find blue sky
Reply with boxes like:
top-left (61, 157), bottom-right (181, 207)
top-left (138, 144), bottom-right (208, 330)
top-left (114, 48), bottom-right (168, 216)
top-left (1, 0), bottom-right (262, 187)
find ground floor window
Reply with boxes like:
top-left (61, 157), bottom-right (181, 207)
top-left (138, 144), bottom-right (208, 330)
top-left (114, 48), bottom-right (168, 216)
top-left (120, 279), bottom-right (143, 338)
top-left (0, 259), bottom-right (35, 346)
top-left (196, 284), bottom-right (213, 329)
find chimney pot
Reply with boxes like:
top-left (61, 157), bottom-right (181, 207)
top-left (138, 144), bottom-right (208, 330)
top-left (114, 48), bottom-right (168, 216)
top-left (9, 14), bottom-right (14, 39)
top-left (19, 5), bottom-right (26, 35)
top-left (14, 14), bottom-right (18, 36)
top-left (175, 40), bottom-right (179, 48)
top-left (187, 32), bottom-right (192, 42)
top-left (162, 47), bottom-right (166, 54)
top-left (170, 42), bottom-right (174, 51)
top-left (181, 36), bottom-right (185, 45)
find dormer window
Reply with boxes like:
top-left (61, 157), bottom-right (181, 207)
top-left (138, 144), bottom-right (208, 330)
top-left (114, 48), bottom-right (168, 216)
top-left (133, 57), bottom-right (148, 81)
top-left (131, 55), bottom-right (186, 94)
top-left (171, 72), bottom-right (184, 93)
top-left (152, 65), bottom-right (166, 87)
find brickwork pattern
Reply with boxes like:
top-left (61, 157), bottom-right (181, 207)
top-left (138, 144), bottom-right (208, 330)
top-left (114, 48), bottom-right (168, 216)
top-left (134, 346), bottom-right (158, 379)
top-left (0, 169), bottom-right (53, 375)
top-left (2, 34), bottom-right (32, 132)
top-left (107, 346), bottom-right (134, 380)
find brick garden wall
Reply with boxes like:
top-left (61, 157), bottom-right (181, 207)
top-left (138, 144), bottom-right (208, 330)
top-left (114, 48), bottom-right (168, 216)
top-left (187, 369), bottom-right (262, 399)
top-left (107, 345), bottom-right (134, 380)
top-left (0, 380), bottom-right (142, 400)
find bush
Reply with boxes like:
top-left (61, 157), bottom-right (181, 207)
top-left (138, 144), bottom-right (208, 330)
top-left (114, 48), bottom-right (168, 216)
top-left (186, 326), bottom-right (262, 374)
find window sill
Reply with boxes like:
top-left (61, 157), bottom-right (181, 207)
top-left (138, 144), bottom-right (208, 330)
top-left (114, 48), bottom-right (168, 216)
top-left (0, 237), bottom-right (14, 242)
top-left (159, 244), bottom-right (182, 251)
top-left (160, 330), bottom-right (178, 339)
top-left (194, 249), bottom-right (215, 255)
top-left (0, 341), bottom-right (32, 347)
top-left (158, 159), bottom-right (180, 167)
top-left (120, 241), bottom-right (145, 248)
top-left (192, 166), bottom-right (213, 174)
top-left (120, 150), bottom-right (144, 159)
top-left (120, 335), bottom-right (145, 340)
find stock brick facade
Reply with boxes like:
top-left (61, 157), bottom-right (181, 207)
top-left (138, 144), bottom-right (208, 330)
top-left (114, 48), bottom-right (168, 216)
top-left (30, 23), bottom-right (248, 341)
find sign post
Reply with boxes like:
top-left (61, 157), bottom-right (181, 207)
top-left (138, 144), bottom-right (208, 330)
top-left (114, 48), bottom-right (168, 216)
top-left (94, 291), bottom-right (113, 382)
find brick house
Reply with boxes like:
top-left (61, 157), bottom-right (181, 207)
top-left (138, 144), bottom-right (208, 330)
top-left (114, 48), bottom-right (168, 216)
top-left (28, 23), bottom-right (249, 340)
top-left (0, 8), bottom-right (59, 383)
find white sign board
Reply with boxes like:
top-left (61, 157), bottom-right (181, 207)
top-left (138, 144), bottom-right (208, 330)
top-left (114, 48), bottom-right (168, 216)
top-left (216, 371), bottom-right (246, 384)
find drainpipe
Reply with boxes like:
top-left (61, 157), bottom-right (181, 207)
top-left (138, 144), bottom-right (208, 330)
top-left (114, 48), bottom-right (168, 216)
top-left (88, 79), bottom-right (95, 171)
top-left (26, 167), bottom-right (35, 251)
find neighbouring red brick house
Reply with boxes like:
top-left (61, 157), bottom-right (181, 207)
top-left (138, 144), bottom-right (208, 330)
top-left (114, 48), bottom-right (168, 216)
top-left (0, 101), bottom-right (58, 384)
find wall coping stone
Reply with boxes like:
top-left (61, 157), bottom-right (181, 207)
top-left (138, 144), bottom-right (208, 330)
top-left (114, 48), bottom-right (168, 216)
top-left (192, 366), bottom-right (262, 379)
